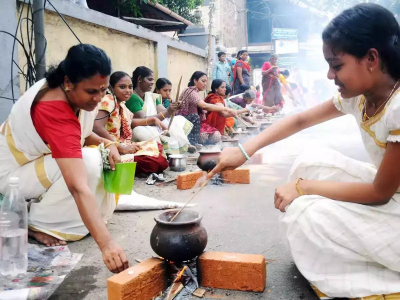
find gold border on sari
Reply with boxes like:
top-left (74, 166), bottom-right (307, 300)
top-left (5, 120), bottom-right (30, 166)
top-left (34, 156), bottom-right (52, 189)
top-left (359, 89), bottom-right (400, 149)
top-left (389, 129), bottom-right (400, 135)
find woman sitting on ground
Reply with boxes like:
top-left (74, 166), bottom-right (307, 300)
top-left (126, 67), bottom-right (193, 154)
top-left (0, 44), bottom-right (128, 273)
top-left (93, 71), bottom-right (168, 174)
top-left (177, 71), bottom-right (236, 146)
top-left (204, 79), bottom-right (245, 135)
top-left (209, 4), bottom-right (400, 299)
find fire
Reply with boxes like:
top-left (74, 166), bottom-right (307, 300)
top-left (173, 266), bottom-right (187, 282)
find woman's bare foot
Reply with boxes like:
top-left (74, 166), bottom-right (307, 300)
top-left (28, 229), bottom-right (67, 247)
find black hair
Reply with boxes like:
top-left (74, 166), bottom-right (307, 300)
top-left (281, 70), bottom-right (290, 77)
top-left (209, 79), bottom-right (225, 94)
top-left (218, 51), bottom-right (226, 58)
top-left (110, 71), bottom-right (130, 88)
top-left (290, 82), bottom-right (298, 90)
top-left (154, 78), bottom-right (172, 93)
top-left (225, 84), bottom-right (232, 96)
top-left (44, 44), bottom-right (111, 89)
top-left (237, 50), bottom-right (248, 60)
top-left (188, 71), bottom-right (207, 87)
top-left (132, 66), bottom-right (153, 89)
top-left (322, 3), bottom-right (400, 79)
top-left (256, 85), bottom-right (260, 90)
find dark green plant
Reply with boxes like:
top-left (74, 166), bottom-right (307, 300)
top-left (115, 0), bottom-right (204, 22)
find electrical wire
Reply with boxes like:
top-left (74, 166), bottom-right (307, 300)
top-left (0, 0), bottom-right (116, 121)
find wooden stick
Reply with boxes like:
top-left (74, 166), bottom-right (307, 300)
top-left (170, 179), bottom-right (210, 222)
top-left (168, 76), bottom-right (183, 131)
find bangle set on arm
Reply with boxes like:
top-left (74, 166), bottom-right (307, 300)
top-left (104, 141), bottom-right (119, 149)
top-left (160, 112), bottom-right (166, 120)
top-left (145, 117), bottom-right (149, 126)
top-left (295, 178), bottom-right (304, 196)
top-left (238, 143), bottom-right (250, 160)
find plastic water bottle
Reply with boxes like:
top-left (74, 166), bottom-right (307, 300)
top-left (0, 177), bottom-right (28, 277)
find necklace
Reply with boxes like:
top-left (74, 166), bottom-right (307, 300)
top-left (133, 89), bottom-right (144, 99)
top-left (363, 80), bottom-right (400, 121)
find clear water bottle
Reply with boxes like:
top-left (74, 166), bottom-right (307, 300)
top-left (0, 177), bottom-right (28, 276)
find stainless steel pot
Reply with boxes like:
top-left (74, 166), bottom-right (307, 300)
top-left (168, 154), bottom-right (187, 172)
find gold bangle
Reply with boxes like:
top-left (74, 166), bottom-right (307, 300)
top-left (160, 112), bottom-right (166, 120)
top-left (295, 178), bottom-right (304, 196)
top-left (145, 117), bottom-right (148, 126)
top-left (105, 141), bottom-right (118, 149)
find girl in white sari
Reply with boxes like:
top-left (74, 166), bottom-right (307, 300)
top-left (209, 4), bottom-right (400, 299)
top-left (0, 44), bottom-right (128, 274)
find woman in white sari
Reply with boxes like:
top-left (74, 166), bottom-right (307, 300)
top-left (125, 66), bottom-right (194, 154)
top-left (0, 44), bottom-right (128, 274)
top-left (209, 4), bottom-right (400, 299)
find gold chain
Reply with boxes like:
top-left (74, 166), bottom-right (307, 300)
top-left (363, 80), bottom-right (400, 121)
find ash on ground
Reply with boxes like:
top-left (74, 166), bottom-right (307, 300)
top-left (211, 174), bottom-right (224, 186)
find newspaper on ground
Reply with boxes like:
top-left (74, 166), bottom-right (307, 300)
top-left (0, 244), bottom-right (82, 300)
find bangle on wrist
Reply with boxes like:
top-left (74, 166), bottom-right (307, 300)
top-left (105, 141), bottom-right (118, 149)
top-left (295, 178), bottom-right (304, 196)
top-left (145, 117), bottom-right (149, 126)
top-left (160, 112), bottom-right (166, 120)
top-left (238, 143), bottom-right (250, 160)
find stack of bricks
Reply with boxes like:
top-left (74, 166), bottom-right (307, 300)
top-left (107, 258), bottom-right (166, 300)
top-left (177, 170), bottom-right (205, 190)
top-left (198, 252), bottom-right (266, 292)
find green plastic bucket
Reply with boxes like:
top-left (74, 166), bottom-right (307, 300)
top-left (103, 162), bottom-right (136, 195)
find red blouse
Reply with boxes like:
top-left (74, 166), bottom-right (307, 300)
top-left (31, 101), bottom-right (82, 159)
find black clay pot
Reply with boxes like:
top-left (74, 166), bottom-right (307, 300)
top-left (197, 150), bottom-right (221, 172)
top-left (150, 209), bottom-right (208, 262)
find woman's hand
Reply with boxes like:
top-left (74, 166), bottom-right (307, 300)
top-left (274, 181), bottom-right (301, 212)
top-left (150, 117), bottom-right (168, 130)
top-left (225, 108), bottom-right (237, 117)
top-left (118, 143), bottom-right (140, 155)
top-left (108, 144), bottom-right (121, 170)
top-left (169, 102), bottom-right (182, 111)
top-left (99, 240), bottom-right (129, 273)
top-left (207, 147), bottom-right (247, 179)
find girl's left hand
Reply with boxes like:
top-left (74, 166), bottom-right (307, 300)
top-left (274, 181), bottom-right (301, 212)
top-left (108, 144), bottom-right (121, 171)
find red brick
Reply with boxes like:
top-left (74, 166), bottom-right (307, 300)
top-left (221, 168), bottom-right (250, 184)
top-left (198, 252), bottom-right (266, 292)
top-left (177, 171), bottom-right (205, 190)
top-left (107, 258), bottom-right (166, 300)
top-left (249, 153), bottom-right (263, 165)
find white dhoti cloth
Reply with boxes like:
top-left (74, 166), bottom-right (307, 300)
top-left (280, 148), bottom-right (400, 298)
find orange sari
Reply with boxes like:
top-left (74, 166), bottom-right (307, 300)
top-left (204, 93), bottom-right (227, 134)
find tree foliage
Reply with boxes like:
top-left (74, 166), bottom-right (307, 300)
top-left (116, 0), bottom-right (204, 23)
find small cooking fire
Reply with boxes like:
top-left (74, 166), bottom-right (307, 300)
top-left (155, 259), bottom-right (205, 300)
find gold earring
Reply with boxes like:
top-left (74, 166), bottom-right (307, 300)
top-left (369, 68), bottom-right (373, 72)
top-left (65, 86), bottom-right (70, 92)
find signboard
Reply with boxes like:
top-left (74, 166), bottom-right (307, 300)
top-left (272, 28), bottom-right (298, 40)
top-left (275, 39), bottom-right (299, 55)
top-left (278, 56), bottom-right (297, 67)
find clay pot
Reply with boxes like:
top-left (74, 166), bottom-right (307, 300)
top-left (197, 150), bottom-right (221, 172)
top-left (150, 209), bottom-right (208, 262)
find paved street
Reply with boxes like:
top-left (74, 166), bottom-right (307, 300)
top-left (49, 113), bottom-right (368, 300)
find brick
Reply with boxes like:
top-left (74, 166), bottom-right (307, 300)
top-left (107, 258), bottom-right (166, 300)
top-left (249, 153), bottom-right (263, 165)
top-left (177, 170), bottom-right (205, 190)
top-left (221, 168), bottom-right (250, 184)
top-left (198, 252), bottom-right (266, 292)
